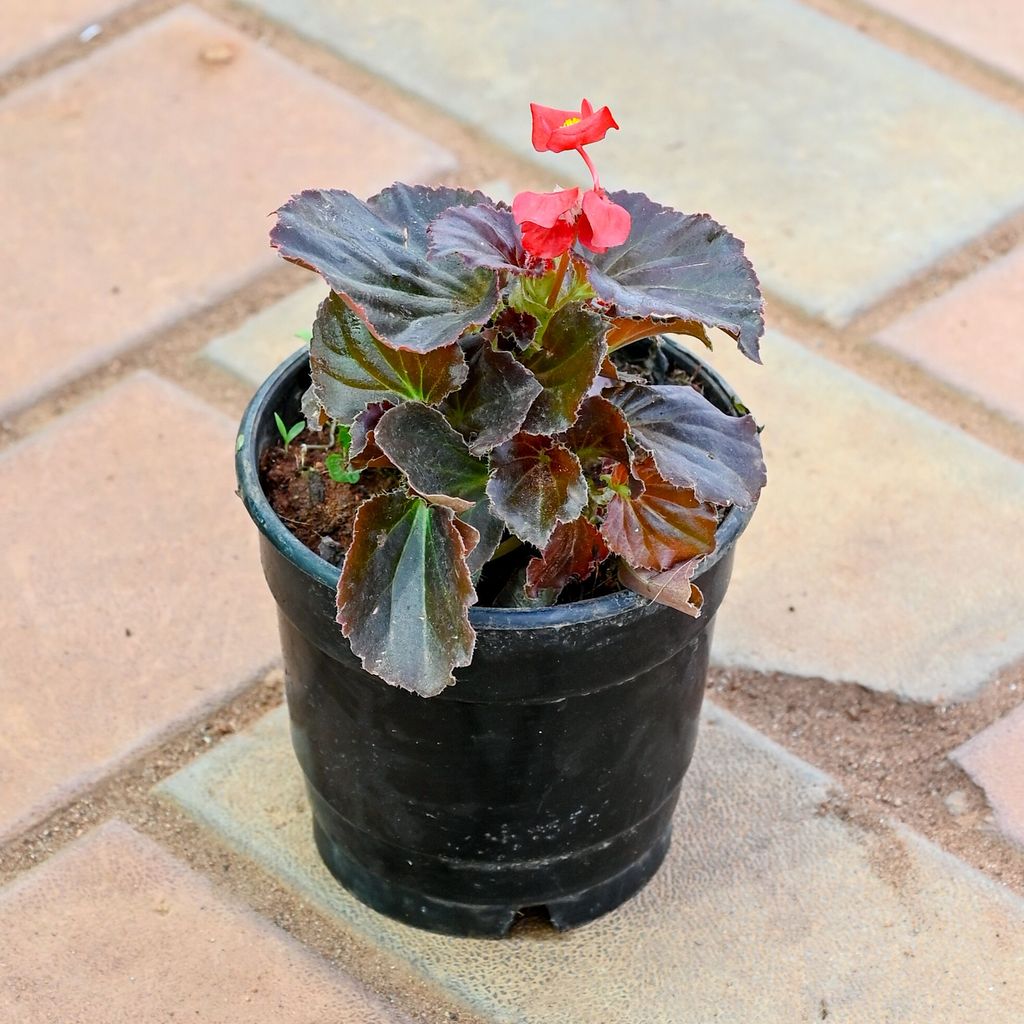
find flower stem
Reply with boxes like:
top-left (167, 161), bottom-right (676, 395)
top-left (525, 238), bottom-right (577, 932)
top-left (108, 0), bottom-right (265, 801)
top-left (546, 251), bottom-right (571, 309)
top-left (577, 146), bottom-right (600, 189)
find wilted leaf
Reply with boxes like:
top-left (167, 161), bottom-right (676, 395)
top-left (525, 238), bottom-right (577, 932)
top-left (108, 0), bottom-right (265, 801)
top-left (618, 559), bottom-right (704, 618)
top-left (349, 401), bottom-right (394, 470)
top-left (309, 293), bottom-right (468, 423)
top-left (337, 492), bottom-right (477, 696)
top-left (427, 202), bottom-right (531, 274)
top-left (441, 337), bottom-right (542, 454)
top-left (272, 185), bottom-right (499, 353)
top-left (458, 496), bottom-right (505, 578)
top-left (599, 459), bottom-right (717, 570)
top-left (561, 395), bottom-right (630, 469)
top-left (374, 403), bottom-right (488, 512)
top-left (486, 433), bottom-right (588, 548)
top-left (520, 303), bottom-right (608, 435)
top-left (606, 316), bottom-right (710, 352)
top-left (526, 518), bottom-right (610, 598)
top-left (585, 191), bottom-right (764, 362)
top-left (611, 383), bottom-right (765, 507)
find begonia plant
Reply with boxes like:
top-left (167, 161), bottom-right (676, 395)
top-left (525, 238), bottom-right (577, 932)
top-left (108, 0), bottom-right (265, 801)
top-left (270, 99), bottom-right (765, 697)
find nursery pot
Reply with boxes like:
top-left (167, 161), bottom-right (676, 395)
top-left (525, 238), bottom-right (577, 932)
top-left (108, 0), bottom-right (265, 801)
top-left (236, 343), bottom-right (755, 938)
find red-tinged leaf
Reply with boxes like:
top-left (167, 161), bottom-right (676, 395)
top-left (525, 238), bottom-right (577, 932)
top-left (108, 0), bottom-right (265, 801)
top-left (486, 433), bottom-right (588, 548)
top-left (309, 293), bottom-right (468, 423)
top-left (458, 496), bottom-right (505, 578)
top-left (272, 186), bottom-right (499, 353)
top-left (618, 560), bottom-right (704, 618)
top-left (606, 316), bottom-right (710, 352)
top-left (584, 191), bottom-right (764, 362)
top-left (427, 202), bottom-right (533, 274)
top-left (526, 518), bottom-right (610, 598)
top-left (337, 492), bottom-right (477, 696)
top-left (349, 401), bottom-right (393, 470)
top-left (599, 460), bottom-right (717, 571)
top-left (492, 307), bottom-right (540, 351)
top-left (610, 383), bottom-right (765, 507)
top-left (374, 403), bottom-right (488, 512)
top-left (520, 303), bottom-right (608, 435)
top-left (561, 395), bottom-right (630, 469)
top-left (441, 336), bottom-right (542, 454)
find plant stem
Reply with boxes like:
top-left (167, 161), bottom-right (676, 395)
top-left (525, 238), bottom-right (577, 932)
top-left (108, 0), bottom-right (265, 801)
top-left (577, 146), bottom-right (600, 189)
top-left (546, 251), bottom-right (570, 309)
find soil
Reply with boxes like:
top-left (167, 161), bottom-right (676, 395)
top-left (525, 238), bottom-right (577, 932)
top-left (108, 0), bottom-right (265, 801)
top-left (259, 427), bottom-right (398, 561)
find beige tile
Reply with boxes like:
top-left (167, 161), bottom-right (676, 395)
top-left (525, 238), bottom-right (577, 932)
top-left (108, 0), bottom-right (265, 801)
top-left (0, 5), bottom-right (454, 416)
top-left (161, 704), bottom-right (1024, 1023)
top-left (0, 0), bottom-right (128, 73)
top-left (0, 373), bottom-right (278, 838)
top-left (877, 248), bottom-right (1024, 424)
top-left (0, 821), bottom-right (408, 1023)
top-left (706, 331), bottom-right (1024, 700)
top-left (953, 703), bottom-right (1024, 849)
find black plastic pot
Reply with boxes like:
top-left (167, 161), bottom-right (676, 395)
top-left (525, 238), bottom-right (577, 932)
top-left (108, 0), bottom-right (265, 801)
top-left (236, 343), bottom-right (754, 938)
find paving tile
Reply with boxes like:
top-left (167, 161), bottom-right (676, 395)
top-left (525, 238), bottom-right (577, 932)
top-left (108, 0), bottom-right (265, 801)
top-left (0, 6), bottom-right (455, 418)
top-left (877, 248), bottom-right (1024, 424)
top-left (867, 0), bottom-right (1024, 83)
top-left (702, 331), bottom-right (1024, 701)
top-left (204, 282), bottom-right (325, 386)
top-left (238, 0), bottom-right (1024, 324)
top-left (952, 703), bottom-right (1024, 848)
top-left (0, 372), bottom-right (278, 839)
top-left (0, 0), bottom-right (129, 73)
top-left (0, 820), bottom-right (408, 1022)
top-left (160, 703), bottom-right (1024, 1024)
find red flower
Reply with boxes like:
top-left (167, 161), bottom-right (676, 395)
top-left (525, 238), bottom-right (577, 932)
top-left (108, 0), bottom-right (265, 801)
top-left (512, 186), bottom-right (631, 260)
top-left (530, 99), bottom-right (619, 154)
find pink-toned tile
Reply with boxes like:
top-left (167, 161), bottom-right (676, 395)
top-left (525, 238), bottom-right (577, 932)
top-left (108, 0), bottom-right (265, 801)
top-left (0, 821), bottom-right (408, 1023)
top-left (877, 248), bottom-right (1024, 424)
top-left (0, 373), bottom-right (278, 839)
top-left (952, 702), bottom-right (1024, 848)
top-left (0, 5), bottom-right (454, 416)
top-left (868, 0), bottom-right (1024, 82)
top-left (0, 0), bottom-right (129, 73)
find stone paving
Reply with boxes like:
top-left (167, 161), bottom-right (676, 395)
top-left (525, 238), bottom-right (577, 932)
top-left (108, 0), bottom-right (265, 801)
top-left (2, 0), bottom-right (1024, 1020)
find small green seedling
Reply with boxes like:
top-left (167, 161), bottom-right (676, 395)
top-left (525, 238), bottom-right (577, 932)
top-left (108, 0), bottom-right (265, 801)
top-left (294, 329), bottom-right (313, 342)
top-left (324, 422), bottom-right (361, 483)
top-left (274, 412), bottom-right (305, 450)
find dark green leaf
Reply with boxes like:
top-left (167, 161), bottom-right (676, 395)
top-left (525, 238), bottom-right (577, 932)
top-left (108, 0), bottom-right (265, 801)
top-left (309, 293), bottom-right (468, 423)
top-left (610, 383), bottom-right (765, 507)
top-left (427, 202), bottom-right (531, 274)
top-left (337, 492), bottom-right (477, 696)
top-left (598, 459), bottom-right (717, 570)
top-left (441, 336), bottom-right (542, 454)
top-left (520, 303), bottom-right (608, 435)
top-left (374, 403), bottom-right (488, 512)
top-left (486, 433), bottom-right (587, 548)
top-left (458, 496), bottom-right (505, 578)
top-left (584, 191), bottom-right (764, 362)
top-left (526, 518), bottom-right (610, 598)
top-left (561, 395), bottom-right (630, 470)
top-left (272, 185), bottom-right (499, 353)
top-left (618, 559), bottom-right (704, 617)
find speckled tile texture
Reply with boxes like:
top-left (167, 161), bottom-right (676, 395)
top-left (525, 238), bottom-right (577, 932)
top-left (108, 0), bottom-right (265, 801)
top-left (160, 704), bottom-right (1024, 1023)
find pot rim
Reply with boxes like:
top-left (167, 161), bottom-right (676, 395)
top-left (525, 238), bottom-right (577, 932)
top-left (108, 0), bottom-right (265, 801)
top-left (235, 342), bottom-right (756, 630)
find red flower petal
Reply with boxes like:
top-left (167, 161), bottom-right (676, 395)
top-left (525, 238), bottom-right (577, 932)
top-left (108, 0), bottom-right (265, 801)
top-left (578, 189), bottom-right (631, 253)
top-left (511, 187), bottom-right (580, 228)
top-left (529, 100), bottom-right (620, 154)
top-left (519, 218), bottom-right (577, 260)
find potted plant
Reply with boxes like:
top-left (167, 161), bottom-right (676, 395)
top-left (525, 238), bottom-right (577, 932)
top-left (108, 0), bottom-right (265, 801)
top-left (236, 99), bottom-right (765, 937)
